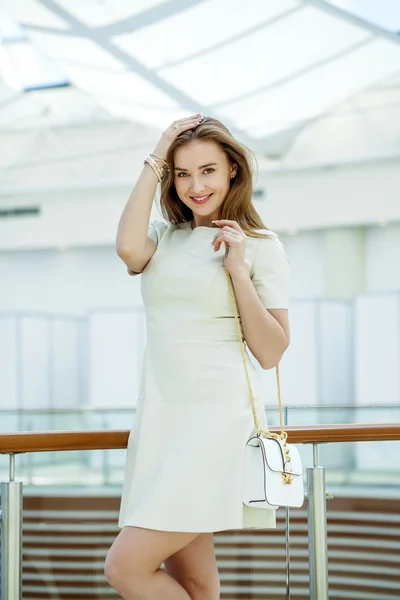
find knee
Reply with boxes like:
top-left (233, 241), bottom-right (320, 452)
top-left (104, 549), bottom-right (120, 589)
top-left (184, 573), bottom-right (220, 600)
top-left (104, 550), bottom-right (143, 598)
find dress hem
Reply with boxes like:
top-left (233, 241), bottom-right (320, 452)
top-left (117, 514), bottom-right (277, 533)
top-left (117, 523), bottom-right (276, 533)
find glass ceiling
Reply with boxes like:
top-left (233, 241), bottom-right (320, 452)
top-left (0, 7), bottom-right (68, 92)
top-left (328, 0), bottom-right (400, 32)
top-left (1, 0), bottom-right (400, 152)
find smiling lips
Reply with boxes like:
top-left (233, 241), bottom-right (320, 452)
top-left (190, 193), bottom-right (213, 204)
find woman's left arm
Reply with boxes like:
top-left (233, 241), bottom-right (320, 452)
top-left (212, 219), bottom-right (290, 370)
top-left (230, 272), bottom-right (290, 370)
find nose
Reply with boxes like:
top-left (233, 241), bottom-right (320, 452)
top-left (190, 175), bottom-right (206, 195)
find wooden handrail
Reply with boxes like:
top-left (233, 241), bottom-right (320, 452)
top-left (0, 424), bottom-right (399, 454)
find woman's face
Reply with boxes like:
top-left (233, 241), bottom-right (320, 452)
top-left (173, 140), bottom-right (237, 223)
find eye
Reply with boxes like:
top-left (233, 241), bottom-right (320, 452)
top-left (176, 168), bottom-right (214, 177)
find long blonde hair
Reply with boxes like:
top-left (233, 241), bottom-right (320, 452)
top-left (160, 117), bottom-right (269, 238)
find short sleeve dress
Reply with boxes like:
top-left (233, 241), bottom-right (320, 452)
top-left (118, 219), bottom-right (290, 532)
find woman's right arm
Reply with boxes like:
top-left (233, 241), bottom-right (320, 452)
top-left (116, 160), bottom-right (161, 274)
top-left (116, 114), bottom-right (202, 274)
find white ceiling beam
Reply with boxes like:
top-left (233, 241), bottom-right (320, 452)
top-left (96, 0), bottom-right (206, 38)
top-left (35, 0), bottom-right (254, 146)
top-left (24, 0), bottom-right (205, 37)
top-left (300, 0), bottom-right (400, 46)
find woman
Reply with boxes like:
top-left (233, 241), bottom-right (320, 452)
top-left (104, 115), bottom-right (290, 600)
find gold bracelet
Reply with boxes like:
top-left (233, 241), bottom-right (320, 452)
top-left (143, 159), bottom-right (160, 182)
top-left (144, 155), bottom-right (164, 182)
top-left (150, 152), bottom-right (169, 170)
top-left (148, 154), bottom-right (166, 180)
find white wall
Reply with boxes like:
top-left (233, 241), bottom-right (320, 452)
top-left (355, 293), bottom-right (400, 406)
top-left (1, 295), bottom-right (398, 411)
top-left (280, 223), bottom-right (400, 297)
top-left (366, 224), bottom-right (400, 292)
top-left (259, 159), bottom-right (400, 231)
top-left (0, 244), bottom-right (141, 315)
top-left (0, 153), bottom-right (399, 251)
top-left (279, 231), bottom-right (325, 299)
top-left (0, 314), bottom-right (86, 410)
top-left (5, 222), bottom-right (399, 317)
top-left (1, 223), bottom-right (399, 411)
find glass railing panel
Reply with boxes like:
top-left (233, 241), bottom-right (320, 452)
top-left (324, 486), bottom-right (400, 599)
top-left (0, 417), bottom-right (293, 599)
top-left (13, 483), bottom-right (399, 599)
top-left (285, 407), bottom-right (400, 598)
top-left (285, 404), bottom-right (400, 599)
top-left (1, 413), bottom-right (400, 598)
top-left (12, 486), bottom-right (291, 599)
top-left (0, 479), bottom-right (393, 599)
top-left (21, 490), bottom-right (120, 600)
top-left (215, 512), bottom-right (300, 600)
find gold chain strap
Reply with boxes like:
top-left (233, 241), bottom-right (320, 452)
top-left (223, 249), bottom-right (287, 441)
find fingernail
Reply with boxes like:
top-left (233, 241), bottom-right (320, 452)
top-left (210, 241), bottom-right (214, 246)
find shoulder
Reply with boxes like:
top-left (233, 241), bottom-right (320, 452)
top-left (248, 230), bottom-right (290, 308)
top-left (249, 230), bottom-right (288, 270)
top-left (252, 228), bottom-right (282, 244)
top-left (148, 219), bottom-right (172, 244)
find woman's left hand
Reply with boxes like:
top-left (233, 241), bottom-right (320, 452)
top-left (211, 220), bottom-right (248, 279)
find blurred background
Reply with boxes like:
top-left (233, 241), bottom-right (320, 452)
top-left (0, 1), bottom-right (400, 598)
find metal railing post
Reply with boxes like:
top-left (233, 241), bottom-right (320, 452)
top-left (285, 506), bottom-right (290, 599)
top-left (0, 453), bottom-right (23, 600)
top-left (284, 406), bottom-right (290, 600)
top-left (307, 443), bottom-right (329, 599)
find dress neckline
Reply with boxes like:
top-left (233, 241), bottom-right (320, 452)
top-left (185, 221), bottom-right (219, 231)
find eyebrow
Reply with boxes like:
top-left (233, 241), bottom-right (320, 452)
top-left (174, 162), bottom-right (217, 171)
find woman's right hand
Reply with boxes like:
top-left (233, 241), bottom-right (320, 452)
top-left (153, 114), bottom-right (204, 159)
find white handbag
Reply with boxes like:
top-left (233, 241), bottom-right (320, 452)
top-left (223, 250), bottom-right (304, 510)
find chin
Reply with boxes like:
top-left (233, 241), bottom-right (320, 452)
top-left (191, 200), bottom-right (221, 215)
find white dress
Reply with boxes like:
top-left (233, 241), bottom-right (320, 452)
top-left (118, 219), bottom-right (290, 533)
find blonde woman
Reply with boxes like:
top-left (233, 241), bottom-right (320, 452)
top-left (104, 115), bottom-right (290, 600)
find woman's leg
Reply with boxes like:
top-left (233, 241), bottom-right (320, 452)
top-left (104, 526), bottom-right (200, 600)
top-left (164, 533), bottom-right (220, 600)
